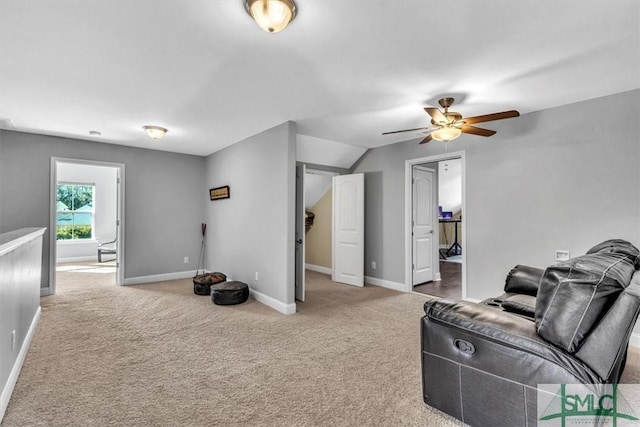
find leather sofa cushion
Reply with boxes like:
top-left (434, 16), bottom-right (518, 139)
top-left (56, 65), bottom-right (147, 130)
top-left (501, 294), bottom-right (536, 319)
top-left (535, 242), bottom-right (638, 353)
top-left (504, 265), bottom-right (544, 296)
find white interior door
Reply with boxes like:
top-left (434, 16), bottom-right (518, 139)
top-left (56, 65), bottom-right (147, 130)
top-left (412, 166), bottom-right (435, 285)
top-left (295, 164), bottom-right (306, 301)
top-left (332, 173), bottom-right (364, 287)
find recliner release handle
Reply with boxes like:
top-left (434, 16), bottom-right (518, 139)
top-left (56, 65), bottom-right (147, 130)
top-left (454, 339), bottom-right (476, 355)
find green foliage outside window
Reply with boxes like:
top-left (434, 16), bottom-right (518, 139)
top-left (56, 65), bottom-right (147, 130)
top-left (56, 184), bottom-right (94, 240)
top-left (56, 225), bottom-right (93, 240)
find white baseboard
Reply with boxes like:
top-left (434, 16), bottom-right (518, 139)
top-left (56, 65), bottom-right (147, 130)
top-left (365, 276), bottom-right (406, 292)
top-left (250, 288), bottom-right (296, 315)
top-left (123, 270), bottom-right (195, 285)
top-left (305, 263), bottom-right (332, 275)
top-left (1, 306), bottom-right (41, 423)
top-left (57, 256), bottom-right (97, 263)
top-left (464, 297), bottom-right (482, 303)
top-left (630, 333), bottom-right (640, 348)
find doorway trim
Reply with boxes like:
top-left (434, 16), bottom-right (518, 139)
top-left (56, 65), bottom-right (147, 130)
top-left (404, 151), bottom-right (466, 298)
top-left (47, 157), bottom-right (125, 295)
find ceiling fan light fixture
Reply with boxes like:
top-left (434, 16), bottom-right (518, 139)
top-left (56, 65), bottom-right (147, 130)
top-left (245, 0), bottom-right (296, 33)
top-left (431, 126), bottom-right (462, 142)
top-left (143, 125), bottom-right (168, 140)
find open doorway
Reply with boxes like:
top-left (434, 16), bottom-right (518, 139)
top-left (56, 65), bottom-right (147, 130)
top-left (295, 164), bottom-right (365, 305)
top-left (48, 158), bottom-right (125, 295)
top-left (405, 151), bottom-right (466, 299)
top-left (304, 168), bottom-right (336, 276)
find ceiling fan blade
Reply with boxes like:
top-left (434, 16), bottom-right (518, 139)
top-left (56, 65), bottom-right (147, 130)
top-left (424, 107), bottom-right (447, 123)
top-left (461, 125), bottom-right (496, 137)
top-left (382, 126), bottom-right (430, 135)
top-left (462, 110), bottom-right (520, 125)
top-left (419, 134), bottom-right (433, 145)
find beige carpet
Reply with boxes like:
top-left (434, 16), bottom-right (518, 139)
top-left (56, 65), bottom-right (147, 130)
top-left (4, 266), bottom-right (458, 426)
top-left (3, 265), bottom-right (639, 426)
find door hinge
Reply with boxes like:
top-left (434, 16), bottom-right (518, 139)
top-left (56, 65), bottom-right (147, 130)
top-left (116, 219), bottom-right (120, 226)
top-left (116, 262), bottom-right (120, 268)
top-left (117, 178), bottom-right (121, 184)
top-left (412, 264), bottom-right (415, 270)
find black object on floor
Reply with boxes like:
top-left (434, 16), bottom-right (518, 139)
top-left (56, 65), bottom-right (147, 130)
top-left (211, 281), bottom-right (249, 305)
top-left (193, 272), bottom-right (227, 295)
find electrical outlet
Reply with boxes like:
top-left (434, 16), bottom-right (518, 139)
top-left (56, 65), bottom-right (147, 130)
top-left (371, 261), bottom-right (376, 269)
top-left (556, 250), bottom-right (570, 261)
top-left (183, 256), bottom-right (189, 264)
top-left (11, 330), bottom-right (16, 351)
top-left (255, 272), bottom-right (259, 281)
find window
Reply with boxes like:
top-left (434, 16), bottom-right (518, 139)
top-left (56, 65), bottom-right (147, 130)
top-left (56, 183), bottom-right (94, 240)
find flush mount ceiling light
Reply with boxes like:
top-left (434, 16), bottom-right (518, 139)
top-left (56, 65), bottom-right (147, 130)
top-left (143, 125), bottom-right (168, 140)
top-left (245, 0), bottom-right (297, 33)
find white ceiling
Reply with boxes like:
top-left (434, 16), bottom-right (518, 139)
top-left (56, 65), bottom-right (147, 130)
top-left (1, 1), bottom-right (638, 158)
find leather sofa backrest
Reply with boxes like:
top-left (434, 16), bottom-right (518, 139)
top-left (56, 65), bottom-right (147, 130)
top-left (586, 239), bottom-right (640, 269)
top-left (535, 240), bottom-right (639, 354)
top-left (575, 271), bottom-right (640, 382)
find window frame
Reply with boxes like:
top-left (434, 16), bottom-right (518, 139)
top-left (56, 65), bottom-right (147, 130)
top-left (55, 181), bottom-right (96, 241)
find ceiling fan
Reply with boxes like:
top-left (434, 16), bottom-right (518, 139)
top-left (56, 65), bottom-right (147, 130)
top-left (383, 98), bottom-right (520, 144)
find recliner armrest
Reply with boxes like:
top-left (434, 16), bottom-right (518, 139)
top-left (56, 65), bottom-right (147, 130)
top-left (422, 298), bottom-right (600, 385)
top-left (504, 264), bottom-right (544, 296)
top-left (424, 298), bottom-right (546, 351)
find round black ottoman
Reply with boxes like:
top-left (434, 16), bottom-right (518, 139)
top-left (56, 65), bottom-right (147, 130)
top-left (211, 281), bottom-right (249, 305)
top-left (193, 272), bottom-right (227, 296)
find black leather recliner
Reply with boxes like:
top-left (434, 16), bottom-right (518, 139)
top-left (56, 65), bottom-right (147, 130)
top-left (421, 240), bottom-right (640, 426)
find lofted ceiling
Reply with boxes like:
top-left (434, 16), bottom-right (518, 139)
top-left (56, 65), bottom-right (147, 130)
top-left (0, 1), bottom-right (638, 159)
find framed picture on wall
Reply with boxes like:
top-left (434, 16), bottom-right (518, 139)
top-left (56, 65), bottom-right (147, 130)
top-left (209, 185), bottom-right (230, 201)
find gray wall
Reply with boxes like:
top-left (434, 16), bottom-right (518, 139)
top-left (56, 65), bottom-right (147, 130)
top-left (204, 122), bottom-right (296, 306)
top-left (0, 130), bottom-right (206, 286)
top-left (353, 89), bottom-right (640, 301)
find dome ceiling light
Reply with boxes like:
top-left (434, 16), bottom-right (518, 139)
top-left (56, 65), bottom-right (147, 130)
top-left (143, 125), bottom-right (168, 140)
top-left (245, 0), bottom-right (297, 33)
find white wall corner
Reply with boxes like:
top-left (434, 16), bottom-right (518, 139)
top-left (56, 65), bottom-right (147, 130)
top-left (365, 276), bottom-right (406, 292)
top-left (1, 306), bottom-right (40, 423)
top-left (250, 288), bottom-right (296, 315)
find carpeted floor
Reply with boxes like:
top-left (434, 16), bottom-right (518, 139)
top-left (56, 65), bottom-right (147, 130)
top-left (3, 266), bottom-right (639, 426)
top-left (3, 266), bottom-right (459, 426)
